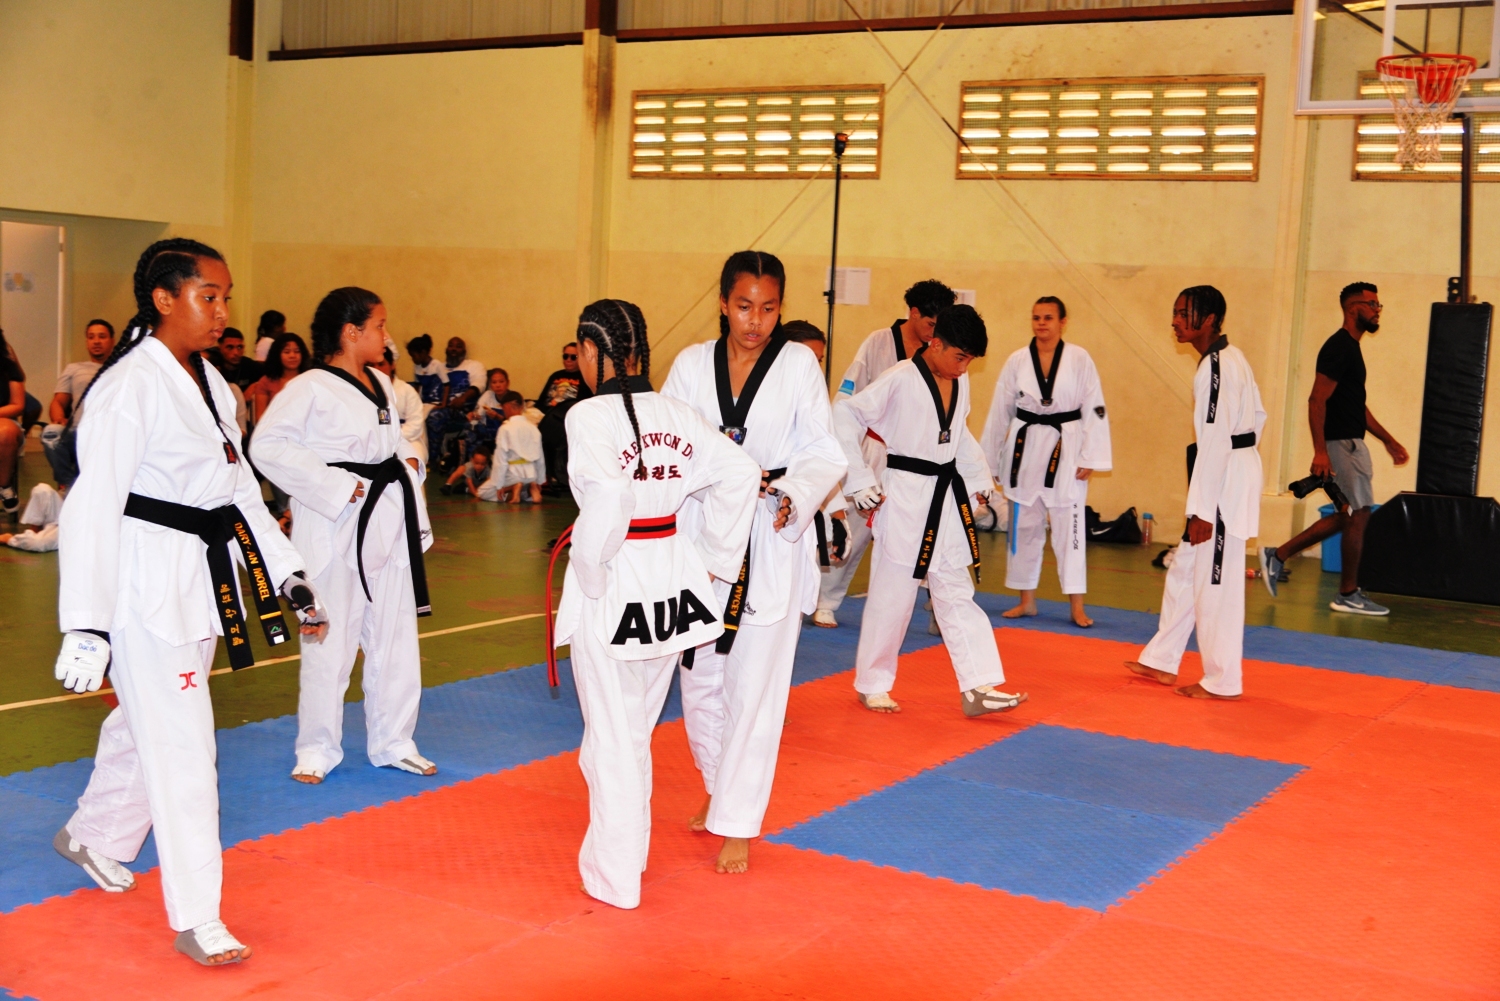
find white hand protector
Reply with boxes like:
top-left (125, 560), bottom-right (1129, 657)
top-left (850, 486), bottom-right (884, 511)
top-left (764, 483), bottom-right (796, 523)
top-left (281, 572), bottom-right (329, 640)
top-left (55, 631), bottom-right (110, 693)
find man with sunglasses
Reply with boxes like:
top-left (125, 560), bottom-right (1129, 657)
top-left (537, 341), bottom-right (592, 492)
top-left (1260, 282), bottom-right (1408, 615)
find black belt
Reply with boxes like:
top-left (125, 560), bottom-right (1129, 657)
top-left (813, 510), bottom-right (848, 568)
top-left (884, 454), bottom-right (981, 581)
top-left (123, 493), bottom-right (290, 670)
top-left (1010, 408), bottom-right (1083, 490)
top-left (329, 456), bottom-right (432, 616)
top-left (1181, 432), bottom-right (1258, 542)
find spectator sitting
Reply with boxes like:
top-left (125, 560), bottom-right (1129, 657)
top-left (41, 319), bottom-right (115, 486)
top-left (246, 332), bottom-right (311, 424)
top-left (407, 334), bottom-right (448, 409)
top-left (466, 368), bottom-right (510, 459)
top-left (0, 481), bottom-right (63, 552)
top-left (212, 327), bottom-right (263, 392)
top-left (479, 391), bottom-right (545, 504)
top-left (536, 341), bottom-right (592, 493)
top-left (426, 336), bottom-right (486, 470)
top-left (441, 448), bottom-right (491, 497)
top-left (0, 329), bottom-right (25, 516)
top-left (373, 346), bottom-right (428, 466)
top-left (254, 309), bottom-right (286, 362)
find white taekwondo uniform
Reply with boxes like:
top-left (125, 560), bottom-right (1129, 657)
top-left (1137, 337), bottom-right (1265, 696)
top-left (60, 336), bottom-right (304, 933)
top-left (390, 375), bottom-right (427, 466)
top-left (980, 340), bottom-right (1112, 595)
top-left (251, 365), bottom-right (434, 775)
top-left (6, 482), bottom-right (63, 551)
top-left (663, 336), bottom-right (847, 840)
top-left (555, 376), bottom-right (759, 909)
top-left (479, 414), bottom-right (546, 500)
top-left (817, 321), bottom-right (917, 615)
top-left (834, 356), bottom-right (1005, 696)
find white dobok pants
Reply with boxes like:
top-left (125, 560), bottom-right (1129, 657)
top-left (679, 608), bottom-right (801, 839)
top-left (1137, 530), bottom-right (1246, 697)
top-left (1005, 497), bottom-right (1087, 594)
top-left (815, 508), bottom-right (873, 615)
top-left (571, 623), bottom-right (677, 910)
top-left (68, 625), bottom-right (221, 932)
top-left (854, 544), bottom-right (1006, 696)
top-left (296, 556), bottom-right (423, 773)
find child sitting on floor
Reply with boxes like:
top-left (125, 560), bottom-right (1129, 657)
top-left (0, 482), bottom-right (64, 552)
top-left (441, 449), bottom-right (491, 498)
top-left (479, 392), bottom-right (545, 504)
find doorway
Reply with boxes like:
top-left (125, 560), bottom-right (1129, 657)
top-left (0, 221), bottom-right (66, 393)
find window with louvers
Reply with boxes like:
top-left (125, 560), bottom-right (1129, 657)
top-left (630, 86), bottom-right (884, 178)
top-left (956, 76), bottom-right (1264, 181)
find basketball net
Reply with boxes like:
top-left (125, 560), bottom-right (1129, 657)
top-left (1376, 53), bottom-right (1478, 165)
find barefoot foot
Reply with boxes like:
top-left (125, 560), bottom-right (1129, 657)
top-left (1125, 661), bottom-right (1176, 685)
top-left (1001, 603), bottom-right (1038, 619)
top-left (716, 837), bottom-right (750, 874)
top-left (1069, 597), bottom-right (1093, 628)
top-left (1174, 682), bottom-right (1241, 701)
top-left (688, 794), bottom-right (711, 832)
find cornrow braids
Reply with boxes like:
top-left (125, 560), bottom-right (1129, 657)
top-left (717, 249), bottom-right (787, 339)
top-left (577, 298), bottom-right (649, 477)
top-left (1179, 285), bottom-right (1226, 335)
top-left (75, 237), bottom-right (225, 414)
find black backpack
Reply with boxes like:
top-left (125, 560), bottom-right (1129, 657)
top-left (1085, 505), bottom-right (1143, 545)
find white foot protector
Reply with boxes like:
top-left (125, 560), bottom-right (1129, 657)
top-left (175, 919), bottom-right (251, 966)
top-left (857, 691), bottom-right (901, 713)
top-left (961, 686), bottom-right (1028, 717)
top-left (290, 763), bottom-right (326, 784)
top-left (811, 609), bottom-right (838, 628)
top-left (53, 828), bottom-right (135, 892)
top-left (391, 753), bottom-right (438, 776)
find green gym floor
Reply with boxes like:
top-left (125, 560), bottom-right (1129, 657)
top-left (3, 446), bottom-right (1496, 779)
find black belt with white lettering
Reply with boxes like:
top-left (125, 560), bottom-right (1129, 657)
top-left (884, 454), bottom-right (981, 581)
top-left (1010, 408), bottom-right (1083, 490)
top-left (1180, 432), bottom-right (1258, 543)
top-left (695, 465), bottom-right (788, 664)
top-left (329, 456), bottom-right (432, 617)
top-left (123, 493), bottom-right (290, 670)
top-left (813, 510), bottom-right (848, 568)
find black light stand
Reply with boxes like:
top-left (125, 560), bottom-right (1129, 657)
top-left (822, 132), bottom-right (849, 386)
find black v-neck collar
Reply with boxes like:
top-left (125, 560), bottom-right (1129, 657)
top-left (1028, 338), bottom-right (1065, 406)
top-left (713, 332), bottom-right (787, 436)
top-left (912, 353), bottom-right (959, 434)
top-left (317, 363), bottom-right (388, 410)
top-left (598, 374), bottom-right (654, 395)
top-left (892, 319), bottom-right (907, 361)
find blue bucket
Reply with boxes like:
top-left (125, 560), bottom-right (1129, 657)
top-left (1318, 503), bottom-right (1378, 573)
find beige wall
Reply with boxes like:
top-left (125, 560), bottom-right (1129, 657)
top-left (2, 1), bottom-right (1495, 537)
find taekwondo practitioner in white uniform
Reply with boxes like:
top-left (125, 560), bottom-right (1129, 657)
top-left (53, 240), bottom-right (326, 967)
top-left (479, 392), bottom-right (546, 503)
top-left (663, 251), bottom-right (847, 875)
top-left (980, 297), bottom-right (1112, 629)
top-left (552, 298), bottom-right (760, 909)
top-left (1127, 286), bottom-right (1265, 700)
top-left (814, 280), bottom-right (957, 628)
top-left (834, 304), bottom-right (1028, 717)
top-left (251, 287), bottom-right (437, 782)
top-left (374, 346), bottom-right (428, 466)
top-left (1, 481), bottom-right (63, 551)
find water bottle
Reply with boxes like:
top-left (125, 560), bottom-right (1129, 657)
top-left (1141, 512), bottom-right (1153, 546)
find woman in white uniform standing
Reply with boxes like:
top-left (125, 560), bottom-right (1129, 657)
top-left (662, 251), bottom-right (847, 876)
top-left (53, 239), bottom-right (325, 966)
top-left (980, 297), bottom-right (1111, 628)
top-left (553, 298), bottom-right (759, 909)
top-left (251, 288), bottom-right (436, 783)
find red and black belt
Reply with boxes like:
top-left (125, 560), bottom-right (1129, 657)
top-left (545, 514), bottom-right (678, 696)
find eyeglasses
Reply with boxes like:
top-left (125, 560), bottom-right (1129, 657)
top-left (1355, 300), bottom-right (1383, 310)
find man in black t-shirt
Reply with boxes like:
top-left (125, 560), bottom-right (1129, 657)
top-left (536, 341), bottom-right (593, 492)
top-left (1260, 282), bottom-right (1408, 615)
top-left (211, 328), bottom-right (263, 392)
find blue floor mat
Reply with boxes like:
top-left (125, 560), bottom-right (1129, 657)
top-left (769, 724), bottom-right (1302, 911)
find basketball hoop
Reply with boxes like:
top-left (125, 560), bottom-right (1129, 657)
top-left (1376, 53), bottom-right (1477, 165)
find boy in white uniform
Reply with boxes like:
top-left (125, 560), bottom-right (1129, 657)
top-left (664, 251), bottom-right (847, 875)
top-left (554, 298), bottom-right (759, 910)
top-left (834, 304), bottom-right (1027, 717)
top-left (815, 280), bottom-right (956, 627)
top-left (375, 347), bottom-right (427, 466)
top-left (0, 481), bottom-right (63, 551)
top-left (980, 297), bottom-right (1111, 628)
top-left (479, 391), bottom-right (546, 503)
top-left (1128, 286), bottom-right (1265, 700)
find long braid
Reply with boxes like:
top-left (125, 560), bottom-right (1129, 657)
top-left (75, 238), bottom-right (225, 414)
top-left (188, 350), bottom-right (229, 432)
top-left (577, 299), bottom-right (648, 478)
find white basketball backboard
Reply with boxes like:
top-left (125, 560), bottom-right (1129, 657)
top-left (1297, 0), bottom-right (1500, 113)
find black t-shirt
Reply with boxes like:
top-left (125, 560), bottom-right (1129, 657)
top-left (1315, 329), bottom-right (1367, 441)
top-left (0, 356), bottom-right (22, 405)
top-left (537, 369), bottom-right (592, 416)
top-left (216, 356), bottom-right (264, 392)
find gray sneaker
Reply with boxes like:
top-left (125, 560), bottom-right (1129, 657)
top-left (1259, 547), bottom-right (1284, 598)
top-left (1330, 588), bottom-right (1389, 616)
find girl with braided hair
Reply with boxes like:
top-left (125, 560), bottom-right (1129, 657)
top-left (661, 251), bottom-right (847, 875)
top-left (552, 298), bottom-right (759, 909)
top-left (251, 287), bottom-right (437, 784)
top-left (53, 239), bottom-right (325, 966)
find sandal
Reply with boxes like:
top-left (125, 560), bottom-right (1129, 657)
top-left (174, 920), bottom-right (251, 966)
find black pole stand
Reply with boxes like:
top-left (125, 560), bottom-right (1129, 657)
top-left (1460, 111), bottom-right (1474, 304)
top-left (822, 133), bottom-right (849, 386)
